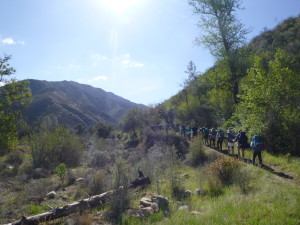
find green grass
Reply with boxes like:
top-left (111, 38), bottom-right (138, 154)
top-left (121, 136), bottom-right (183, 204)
top-left (148, 165), bottom-right (300, 225)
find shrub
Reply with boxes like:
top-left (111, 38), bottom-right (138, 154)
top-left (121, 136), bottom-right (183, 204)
top-left (55, 163), bottom-right (67, 186)
top-left (27, 127), bottom-right (83, 169)
top-left (209, 157), bottom-right (240, 186)
top-left (89, 151), bottom-right (109, 168)
top-left (233, 166), bottom-right (253, 194)
top-left (109, 159), bottom-right (131, 222)
top-left (89, 171), bottom-right (106, 195)
top-left (189, 136), bottom-right (207, 166)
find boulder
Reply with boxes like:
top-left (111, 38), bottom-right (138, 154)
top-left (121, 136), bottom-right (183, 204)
top-left (140, 197), bottom-right (152, 207)
top-left (151, 203), bottom-right (159, 212)
top-left (178, 205), bottom-right (189, 211)
top-left (46, 191), bottom-right (56, 199)
top-left (194, 189), bottom-right (201, 195)
top-left (151, 195), bottom-right (169, 209)
top-left (141, 207), bottom-right (154, 216)
top-left (74, 178), bottom-right (85, 185)
top-left (184, 190), bottom-right (192, 198)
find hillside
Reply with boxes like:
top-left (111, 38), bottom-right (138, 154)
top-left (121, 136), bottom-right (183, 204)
top-left (24, 79), bottom-right (145, 127)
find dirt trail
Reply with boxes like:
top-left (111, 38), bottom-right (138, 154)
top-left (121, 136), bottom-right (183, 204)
top-left (205, 145), bottom-right (300, 187)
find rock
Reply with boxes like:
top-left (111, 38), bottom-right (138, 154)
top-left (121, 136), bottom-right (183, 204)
top-left (151, 203), bottom-right (159, 212)
top-left (194, 189), bottom-right (201, 195)
top-left (178, 205), bottom-right (189, 211)
top-left (184, 190), bottom-right (192, 197)
top-left (182, 173), bottom-right (189, 178)
top-left (127, 209), bottom-right (144, 218)
top-left (140, 197), bottom-right (152, 207)
top-left (74, 178), bottom-right (85, 185)
top-left (46, 191), bottom-right (56, 199)
top-left (151, 195), bottom-right (169, 210)
top-left (141, 207), bottom-right (154, 216)
top-left (191, 211), bottom-right (201, 215)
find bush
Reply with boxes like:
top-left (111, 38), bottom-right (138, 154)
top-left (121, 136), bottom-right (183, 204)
top-left (89, 151), bottom-right (109, 168)
top-left (189, 136), bottom-right (207, 166)
top-left (209, 157), bottom-right (240, 186)
top-left (89, 171), bottom-right (106, 195)
top-left (27, 127), bottom-right (83, 169)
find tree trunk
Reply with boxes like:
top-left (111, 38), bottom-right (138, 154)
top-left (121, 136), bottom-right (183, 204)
top-left (8, 191), bottom-right (113, 225)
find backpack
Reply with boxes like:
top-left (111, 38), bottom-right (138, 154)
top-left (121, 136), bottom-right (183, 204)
top-left (217, 130), bottom-right (225, 139)
top-left (239, 132), bottom-right (248, 148)
top-left (250, 136), bottom-right (265, 151)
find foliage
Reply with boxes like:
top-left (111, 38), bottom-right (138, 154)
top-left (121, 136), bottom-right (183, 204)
top-left (110, 158), bottom-right (131, 222)
top-left (238, 49), bottom-right (300, 154)
top-left (188, 136), bottom-right (207, 166)
top-left (27, 127), bottom-right (83, 168)
top-left (0, 55), bottom-right (32, 154)
top-left (209, 157), bottom-right (240, 185)
top-left (94, 122), bottom-right (112, 139)
top-left (55, 163), bottom-right (67, 186)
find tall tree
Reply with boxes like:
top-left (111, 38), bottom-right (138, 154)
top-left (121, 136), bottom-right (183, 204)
top-left (0, 55), bottom-right (32, 154)
top-left (189, 0), bottom-right (250, 103)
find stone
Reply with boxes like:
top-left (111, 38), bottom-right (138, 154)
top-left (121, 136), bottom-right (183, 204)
top-left (194, 189), bottom-right (201, 195)
top-left (151, 203), bottom-right (159, 212)
top-left (140, 197), bottom-right (152, 207)
top-left (182, 173), bottom-right (189, 178)
top-left (141, 207), bottom-right (154, 216)
top-left (46, 191), bottom-right (56, 199)
top-left (191, 211), bottom-right (201, 215)
top-left (178, 205), bottom-right (189, 211)
top-left (151, 195), bottom-right (169, 209)
top-left (74, 178), bottom-right (85, 185)
top-left (184, 190), bottom-right (192, 197)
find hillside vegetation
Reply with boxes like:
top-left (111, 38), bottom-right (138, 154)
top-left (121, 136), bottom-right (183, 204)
top-left (0, 7), bottom-right (300, 225)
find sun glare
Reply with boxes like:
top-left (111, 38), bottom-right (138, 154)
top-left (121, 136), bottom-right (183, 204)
top-left (102, 0), bottom-right (140, 13)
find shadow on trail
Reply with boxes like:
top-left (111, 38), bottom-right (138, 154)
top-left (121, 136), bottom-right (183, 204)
top-left (207, 146), bottom-right (294, 179)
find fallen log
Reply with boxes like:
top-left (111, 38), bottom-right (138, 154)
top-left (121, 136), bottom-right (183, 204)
top-left (7, 190), bottom-right (113, 225)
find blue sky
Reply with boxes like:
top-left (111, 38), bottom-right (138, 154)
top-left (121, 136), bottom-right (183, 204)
top-left (1, 0), bottom-right (299, 105)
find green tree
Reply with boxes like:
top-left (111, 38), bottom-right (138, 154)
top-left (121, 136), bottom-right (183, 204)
top-left (189, 0), bottom-right (250, 103)
top-left (238, 49), bottom-right (300, 154)
top-left (0, 55), bottom-right (32, 155)
top-left (55, 163), bottom-right (67, 186)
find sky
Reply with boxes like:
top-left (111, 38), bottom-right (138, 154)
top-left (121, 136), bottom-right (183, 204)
top-left (0, 0), bottom-right (299, 105)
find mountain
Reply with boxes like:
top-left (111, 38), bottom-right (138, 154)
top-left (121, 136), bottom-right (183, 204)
top-left (24, 79), bottom-right (145, 127)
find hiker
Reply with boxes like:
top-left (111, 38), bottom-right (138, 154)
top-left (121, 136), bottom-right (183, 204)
top-left (192, 126), bottom-right (198, 138)
top-left (203, 127), bottom-right (209, 146)
top-left (227, 129), bottom-right (235, 155)
top-left (250, 135), bottom-right (265, 165)
top-left (216, 129), bottom-right (225, 151)
top-left (180, 125), bottom-right (186, 137)
top-left (234, 130), bottom-right (248, 159)
top-left (165, 123), bottom-right (169, 134)
top-left (209, 128), bottom-right (217, 148)
top-left (186, 125), bottom-right (192, 141)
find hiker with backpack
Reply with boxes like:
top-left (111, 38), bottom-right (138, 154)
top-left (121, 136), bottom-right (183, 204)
top-left (227, 129), bottom-right (235, 155)
top-left (250, 135), bottom-right (265, 165)
top-left (216, 129), bottom-right (225, 151)
top-left (209, 128), bottom-right (217, 148)
top-left (202, 127), bottom-right (209, 146)
top-left (234, 130), bottom-right (248, 159)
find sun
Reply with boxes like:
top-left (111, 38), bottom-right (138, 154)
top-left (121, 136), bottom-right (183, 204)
top-left (102, 0), bottom-right (140, 13)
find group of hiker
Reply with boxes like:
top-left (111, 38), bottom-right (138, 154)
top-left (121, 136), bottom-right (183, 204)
top-left (178, 125), bottom-right (265, 165)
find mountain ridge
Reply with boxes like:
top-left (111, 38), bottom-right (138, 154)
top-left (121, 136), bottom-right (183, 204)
top-left (24, 79), bottom-right (145, 127)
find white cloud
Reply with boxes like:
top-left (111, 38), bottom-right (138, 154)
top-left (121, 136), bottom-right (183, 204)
top-left (91, 53), bottom-right (108, 67)
top-left (1, 37), bottom-right (25, 45)
top-left (93, 75), bottom-right (108, 81)
top-left (119, 53), bottom-right (144, 68)
top-left (2, 38), bottom-right (15, 45)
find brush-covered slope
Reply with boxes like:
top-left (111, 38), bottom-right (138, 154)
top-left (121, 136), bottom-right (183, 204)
top-left (25, 79), bottom-right (145, 127)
